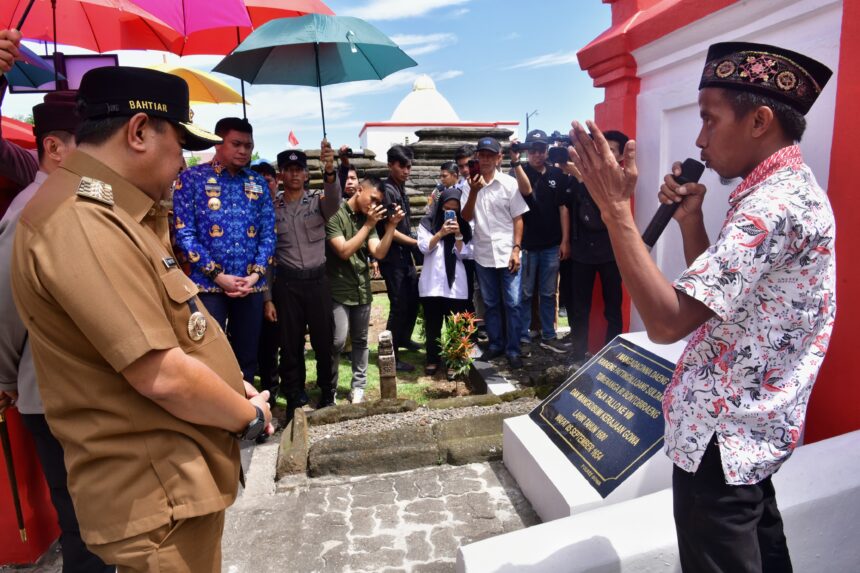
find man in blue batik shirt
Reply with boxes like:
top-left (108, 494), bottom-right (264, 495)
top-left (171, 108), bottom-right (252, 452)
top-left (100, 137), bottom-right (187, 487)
top-left (174, 117), bottom-right (276, 382)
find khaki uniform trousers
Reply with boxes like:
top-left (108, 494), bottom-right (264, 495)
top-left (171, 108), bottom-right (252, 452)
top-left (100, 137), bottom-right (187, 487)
top-left (88, 511), bottom-right (224, 572)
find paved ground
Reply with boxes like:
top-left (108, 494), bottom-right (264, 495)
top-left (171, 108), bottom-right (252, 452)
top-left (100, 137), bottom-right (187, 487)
top-left (3, 439), bottom-right (539, 572)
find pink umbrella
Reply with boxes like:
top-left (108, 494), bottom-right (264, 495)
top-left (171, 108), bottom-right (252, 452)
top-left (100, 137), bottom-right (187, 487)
top-left (129, 0), bottom-right (334, 117)
top-left (130, 0), bottom-right (334, 56)
top-left (130, 0), bottom-right (251, 37)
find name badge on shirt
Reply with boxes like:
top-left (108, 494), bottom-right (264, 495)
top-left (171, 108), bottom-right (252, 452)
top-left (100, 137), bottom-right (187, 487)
top-left (162, 257), bottom-right (178, 270)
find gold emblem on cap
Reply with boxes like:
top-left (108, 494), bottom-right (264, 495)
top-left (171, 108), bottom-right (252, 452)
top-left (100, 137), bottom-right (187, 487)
top-left (715, 60), bottom-right (736, 79)
top-left (208, 197), bottom-right (222, 211)
top-left (187, 311), bottom-right (207, 341)
top-left (76, 177), bottom-right (114, 205)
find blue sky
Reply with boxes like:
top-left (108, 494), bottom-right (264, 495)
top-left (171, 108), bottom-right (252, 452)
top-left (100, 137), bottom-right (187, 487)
top-left (4, 0), bottom-right (611, 160)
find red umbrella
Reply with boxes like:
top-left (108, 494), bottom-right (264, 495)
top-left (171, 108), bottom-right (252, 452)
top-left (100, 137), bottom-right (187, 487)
top-left (151, 0), bottom-right (335, 56)
top-left (1, 0), bottom-right (180, 54)
top-left (1, 116), bottom-right (36, 149)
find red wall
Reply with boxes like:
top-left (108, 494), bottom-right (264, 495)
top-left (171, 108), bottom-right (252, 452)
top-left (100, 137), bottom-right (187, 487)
top-left (805, 0), bottom-right (860, 442)
top-left (577, 0), bottom-right (859, 442)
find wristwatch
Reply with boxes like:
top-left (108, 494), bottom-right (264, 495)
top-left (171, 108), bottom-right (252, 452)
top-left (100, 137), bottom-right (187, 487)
top-left (236, 405), bottom-right (266, 441)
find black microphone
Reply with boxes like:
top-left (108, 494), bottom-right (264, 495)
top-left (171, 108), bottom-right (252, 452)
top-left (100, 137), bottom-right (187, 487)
top-left (641, 158), bottom-right (705, 249)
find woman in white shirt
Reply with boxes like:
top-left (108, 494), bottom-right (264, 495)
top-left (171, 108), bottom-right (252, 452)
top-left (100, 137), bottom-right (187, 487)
top-left (418, 188), bottom-right (473, 376)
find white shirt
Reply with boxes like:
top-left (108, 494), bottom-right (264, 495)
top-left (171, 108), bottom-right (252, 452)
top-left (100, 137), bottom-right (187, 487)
top-left (417, 225), bottom-right (473, 299)
top-left (469, 171), bottom-right (529, 268)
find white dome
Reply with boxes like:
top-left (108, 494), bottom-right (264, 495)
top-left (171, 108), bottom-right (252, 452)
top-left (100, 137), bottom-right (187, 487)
top-left (389, 74), bottom-right (459, 122)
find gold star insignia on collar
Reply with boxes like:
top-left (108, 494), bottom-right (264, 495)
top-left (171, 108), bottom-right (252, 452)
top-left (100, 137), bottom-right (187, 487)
top-left (76, 177), bottom-right (114, 206)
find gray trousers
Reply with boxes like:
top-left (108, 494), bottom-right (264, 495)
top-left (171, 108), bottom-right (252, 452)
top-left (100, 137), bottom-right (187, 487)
top-left (332, 301), bottom-right (371, 389)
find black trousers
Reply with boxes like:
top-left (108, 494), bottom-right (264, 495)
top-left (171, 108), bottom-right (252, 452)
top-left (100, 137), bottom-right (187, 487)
top-left (379, 260), bottom-right (419, 350)
top-left (569, 259), bottom-right (623, 359)
top-left (257, 313), bottom-right (281, 397)
top-left (19, 414), bottom-right (114, 573)
top-left (673, 437), bottom-right (793, 573)
top-left (421, 297), bottom-right (471, 365)
top-left (272, 274), bottom-right (335, 406)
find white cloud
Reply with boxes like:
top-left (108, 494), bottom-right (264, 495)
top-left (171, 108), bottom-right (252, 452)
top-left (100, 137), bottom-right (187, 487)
top-left (506, 51), bottom-right (582, 70)
top-left (434, 70), bottom-right (463, 81)
top-left (342, 0), bottom-right (471, 21)
top-left (390, 33), bottom-right (457, 57)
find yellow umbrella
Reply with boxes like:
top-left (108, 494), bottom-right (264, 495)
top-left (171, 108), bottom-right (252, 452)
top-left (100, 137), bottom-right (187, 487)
top-left (147, 62), bottom-right (249, 106)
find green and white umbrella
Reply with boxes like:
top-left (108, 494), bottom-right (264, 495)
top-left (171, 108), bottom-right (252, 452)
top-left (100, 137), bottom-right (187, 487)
top-left (213, 14), bottom-right (418, 137)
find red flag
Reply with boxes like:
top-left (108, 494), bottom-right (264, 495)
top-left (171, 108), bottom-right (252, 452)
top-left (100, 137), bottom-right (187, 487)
top-left (288, 131), bottom-right (299, 147)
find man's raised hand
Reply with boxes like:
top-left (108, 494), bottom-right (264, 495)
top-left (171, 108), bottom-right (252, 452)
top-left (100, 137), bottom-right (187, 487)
top-left (568, 120), bottom-right (638, 218)
top-left (0, 29), bottom-right (22, 75)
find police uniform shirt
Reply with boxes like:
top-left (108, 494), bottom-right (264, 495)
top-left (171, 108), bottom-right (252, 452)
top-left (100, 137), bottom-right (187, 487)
top-left (174, 160), bottom-right (276, 292)
top-left (274, 180), bottom-right (341, 270)
top-left (11, 150), bottom-right (244, 545)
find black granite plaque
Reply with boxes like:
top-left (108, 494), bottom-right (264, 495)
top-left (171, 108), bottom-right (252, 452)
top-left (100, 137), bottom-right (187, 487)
top-left (529, 336), bottom-right (675, 498)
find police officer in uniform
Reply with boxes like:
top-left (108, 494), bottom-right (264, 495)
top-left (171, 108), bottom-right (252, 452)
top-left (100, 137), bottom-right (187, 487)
top-left (10, 66), bottom-right (272, 572)
top-left (271, 145), bottom-right (341, 416)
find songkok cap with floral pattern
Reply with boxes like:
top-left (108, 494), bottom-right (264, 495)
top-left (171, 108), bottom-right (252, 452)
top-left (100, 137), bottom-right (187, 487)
top-left (699, 42), bottom-right (832, 115)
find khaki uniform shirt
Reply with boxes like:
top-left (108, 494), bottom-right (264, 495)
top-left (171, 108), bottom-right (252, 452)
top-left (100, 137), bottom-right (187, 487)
top-left (11, 150), bottom-right (243, 545)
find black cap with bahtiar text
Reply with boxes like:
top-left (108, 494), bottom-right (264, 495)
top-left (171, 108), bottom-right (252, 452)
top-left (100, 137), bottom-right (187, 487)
top-left (76, 66), bottom-right (222, 151)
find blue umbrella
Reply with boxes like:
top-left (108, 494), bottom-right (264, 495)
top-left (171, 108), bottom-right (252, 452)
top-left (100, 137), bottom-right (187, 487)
top-left (7, 42), bottom-right (63, 89)
top-left (213, 14), bottom-right (417, 137)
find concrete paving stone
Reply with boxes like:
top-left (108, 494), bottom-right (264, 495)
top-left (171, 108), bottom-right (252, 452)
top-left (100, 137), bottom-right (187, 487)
top-left (392, 473), bottom-right (420, 501)
top-left (405, 530), bottom-right (433, 562)
top-left (413, 474), bottom-right (444, 498)
top-left (429, 526), bottom-right (460, 560)
top-left (352, 533), bottom-right (397, 553)
top-left (450, 516), bottom-right (505, 543)
top-left (439, 477), bottom-right (483, 496)
top-left (404, 510), bottom-right (448, 525)
top-left (374, 504), bottom-right (401, 529)
top-left (300, 485), bottom-right (330, 513)
top-left (304, 510), bottom-right (349, 529)
top-left (412, 560), bottom-right (457, 572)
top-left (404, 497), bottom-right (446, 514)
top-left (351, 490), bottom-right (397, 508)
top-left (350, 506), bottom-right (377, 536)
top-left (350, 476), bottom-right (396, 496)
top-left (446, 491), bottom-right (496, 520)
top-left (326, 487), bottom-right (351, 512)
top-left (348, 548), bottom-right (407, 572)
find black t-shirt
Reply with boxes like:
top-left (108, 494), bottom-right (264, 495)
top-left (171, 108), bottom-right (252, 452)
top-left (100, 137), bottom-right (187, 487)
top-left (376, 177), bottom-right (414, 265)
top-left (565, 179), bottom-right (615, 264)
top-left (515, 163), bottom-right (568, 250)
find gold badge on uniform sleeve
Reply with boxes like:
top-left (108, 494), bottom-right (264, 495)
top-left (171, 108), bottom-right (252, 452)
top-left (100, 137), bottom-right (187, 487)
top-left (187, 311), bottom-right (207, 341)
top-left (76, 177), bottom-right (114, 205)
top-left (207, 197), bottom-right (222, 211)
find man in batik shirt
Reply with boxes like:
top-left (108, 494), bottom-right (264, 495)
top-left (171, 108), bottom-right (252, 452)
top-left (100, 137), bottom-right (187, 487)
top-left (174, 117), bottom-right (276, 382)
top-left (569, 42), bottom-right (834, 573)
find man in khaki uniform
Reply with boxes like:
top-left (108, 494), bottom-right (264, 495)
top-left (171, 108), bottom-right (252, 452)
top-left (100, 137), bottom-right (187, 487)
top-left (10, 66), bottom-right (272, 572)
